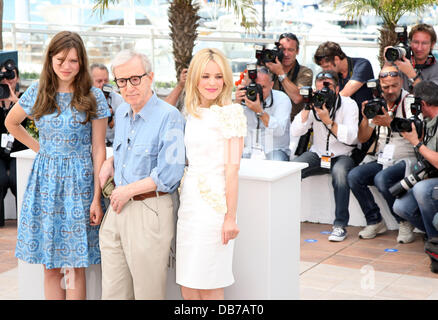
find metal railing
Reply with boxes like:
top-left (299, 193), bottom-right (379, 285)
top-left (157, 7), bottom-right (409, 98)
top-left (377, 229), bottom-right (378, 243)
top-left (1, 20), bottom-right (392, 84)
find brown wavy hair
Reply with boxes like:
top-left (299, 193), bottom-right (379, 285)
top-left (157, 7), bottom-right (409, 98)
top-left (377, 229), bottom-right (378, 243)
top-left (32, 31), bottom-right (97, 123)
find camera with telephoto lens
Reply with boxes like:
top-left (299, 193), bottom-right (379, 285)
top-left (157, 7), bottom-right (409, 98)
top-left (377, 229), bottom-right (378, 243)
top-left (0, 59), bottom-right (16, 100)
top-left (389, 159), bottom-right (437, 198)
top-left (390, 94), bottom-right (424, 139)
top-left (255, 44), bottom-right (284, 65)
top-left (299, 81), bottom-right (336, 110)
top-left (363, 79), bottom-right (387, 119)
top-left (242, 64), bottom-right (263, 103)
top-left (385, 26), bottom-right (412, 62)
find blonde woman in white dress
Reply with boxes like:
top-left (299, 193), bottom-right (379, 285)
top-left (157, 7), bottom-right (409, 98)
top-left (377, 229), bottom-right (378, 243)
top-left (176, 48), bottom-right (247, 300)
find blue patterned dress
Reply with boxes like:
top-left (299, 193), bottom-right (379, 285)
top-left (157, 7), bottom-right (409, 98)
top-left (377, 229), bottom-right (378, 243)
top-left (15, 81), bottom-right (110, 269)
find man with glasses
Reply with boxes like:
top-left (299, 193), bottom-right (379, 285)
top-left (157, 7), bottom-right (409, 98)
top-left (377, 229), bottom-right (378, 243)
top-left (314, 41), bottom-right (374, 118)
top-left (291, 70), bottom-right (359, 242)
top-left (98, 50), bottom-right (185, 299)
top-left (348, 64), bottom-right (417, 243)
top-left (235, 66), bottom-right (292, 161)
top-left (90, 63), bottom-right (124, 146)
top-left (265, 32), bottom-right (313, 122)
top-left (385, 23), bottom-right (438, 92)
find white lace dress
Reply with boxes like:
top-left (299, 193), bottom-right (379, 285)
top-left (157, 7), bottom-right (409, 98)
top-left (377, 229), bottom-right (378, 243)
top-left (176, 104), bottom-right (247, 289)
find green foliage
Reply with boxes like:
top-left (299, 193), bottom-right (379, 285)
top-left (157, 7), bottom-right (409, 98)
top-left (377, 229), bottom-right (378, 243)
top-left (20, 72), bottom-right (40, 80)
top-left (328, 0), bottom-right (437, 28)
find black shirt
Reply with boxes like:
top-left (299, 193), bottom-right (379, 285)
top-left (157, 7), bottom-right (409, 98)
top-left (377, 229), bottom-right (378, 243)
top-left (0, 92), bottom-right (29, 158)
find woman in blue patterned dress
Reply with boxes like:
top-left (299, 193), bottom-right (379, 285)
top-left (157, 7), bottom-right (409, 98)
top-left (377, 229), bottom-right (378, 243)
top-left (5, 31), bottom-right (110, 300)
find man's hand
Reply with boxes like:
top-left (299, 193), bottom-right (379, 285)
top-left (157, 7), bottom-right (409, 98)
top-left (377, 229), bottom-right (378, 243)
top-left (401, 122), bottom-right (421, 146)
top-left (0, 84), bottom-right (19, 107)
top-left (243, 92), bottom-right (263, 114)
top-left (372, 107), bottom-right (392, 127)
top-left (110, 185), bottom-right (133, 214)
top-left (361, 100), bottom-right (369, 122)
top-left (265, 57), bottom-right (285, 76)
top-left (99, 157), bottom-right (114, 188)
top-left (394, 56), bottom-right (417, 79)
top-left (178, 68), bottom-right (188, 87)
top-left (314, 103), bottom-right (331, 125)
top-left (235, 85), bottom-right (247, 104)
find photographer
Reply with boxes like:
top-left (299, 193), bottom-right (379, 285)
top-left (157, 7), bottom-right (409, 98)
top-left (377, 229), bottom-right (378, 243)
top-left (0, 60), bottom-right (28, 227)
top-left (264, 32), bottom-right (313, 122)
top-left (393, 81), bottom-right (438, 247)
top-left (291, 70), bottom-right (359, 242)
top-left (90, 63), bottom-right (124, 146)
top-left (314, 41), bottom-right (374, 119)
top-left (235, 66), bottom-right (292, 161)
top-left (347, 64), bottom-right (417, 243)
top-left (385, 24), bottom-right (438, 92)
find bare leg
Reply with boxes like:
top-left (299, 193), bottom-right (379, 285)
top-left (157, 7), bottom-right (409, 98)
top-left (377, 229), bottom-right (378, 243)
top-left (199, 288), bottom-right (224, 300)
top-left (43, 267), bottom-right (65, 300)
top-left (65, 268), bottom-right (86, 300)
top-left (180, 286), bottom-right (202, 300)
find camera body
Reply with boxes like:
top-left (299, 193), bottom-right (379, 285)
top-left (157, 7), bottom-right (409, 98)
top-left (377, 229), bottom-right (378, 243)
top-left (389, 159), bottom-right (436, 198)
top-left (255, 44), bottom-right (284, 65)
top-left (363, 79), bottom-right (387, 119)
top-left (385, 26), bottom-right (412, 62)
top-left (0, 59), bottom-right (17, 100)
top-left (102, 83), bottom-right (115, 124)
top-left (242, 64), bottom-right (263, 103)
top-left (299, 82), bottom-right (336, 110)
top-left (390, 94), bottom-right (424, 139)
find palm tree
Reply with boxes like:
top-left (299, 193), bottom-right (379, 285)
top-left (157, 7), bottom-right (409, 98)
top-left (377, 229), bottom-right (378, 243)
top-left (93, 0), bottom-right (256, 82)
top-left (326, 0), bottom-right (437, 66)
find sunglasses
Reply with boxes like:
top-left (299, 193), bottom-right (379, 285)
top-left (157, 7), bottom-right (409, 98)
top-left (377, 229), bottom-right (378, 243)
top-left (379, 71), bottom-right (400, 78)
top-left (316, 72), bottom-right (335, 80)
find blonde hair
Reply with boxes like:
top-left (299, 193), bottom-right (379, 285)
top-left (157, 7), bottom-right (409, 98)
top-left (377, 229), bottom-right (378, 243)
top-left (184, 48), bottom-right (233, 118)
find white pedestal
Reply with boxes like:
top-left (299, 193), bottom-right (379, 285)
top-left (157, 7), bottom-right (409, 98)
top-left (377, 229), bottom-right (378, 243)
top-left (12, 151), bottom-right (306, 300)
top-left (225, 159), bottom-right (307, 300)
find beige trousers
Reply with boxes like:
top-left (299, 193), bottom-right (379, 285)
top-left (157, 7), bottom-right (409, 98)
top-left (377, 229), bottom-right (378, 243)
top-left (99, 194), bottom-right (174, 300)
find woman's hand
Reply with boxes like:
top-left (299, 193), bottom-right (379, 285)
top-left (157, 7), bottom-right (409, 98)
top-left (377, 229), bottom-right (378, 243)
top-left (89, 198), bottom-right (104, 226)
top-left (222, 216), bottom-right (240, 245)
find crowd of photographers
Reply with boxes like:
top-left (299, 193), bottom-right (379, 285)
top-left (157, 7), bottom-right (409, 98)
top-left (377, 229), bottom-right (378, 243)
top-left (239, 23), bottom-right (438, 272)
top-left (2, 22), bottom-right (438, 273)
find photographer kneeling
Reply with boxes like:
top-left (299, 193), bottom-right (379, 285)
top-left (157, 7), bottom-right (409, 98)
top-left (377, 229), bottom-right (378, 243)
top-left (348, 64), bottom-right (417, 243)
top-left (235, 65), bottom-right (292, 161)
top-left (291, 70), bottom-right (359, 242)
top-left (392, 81), bottom-right (438, 248)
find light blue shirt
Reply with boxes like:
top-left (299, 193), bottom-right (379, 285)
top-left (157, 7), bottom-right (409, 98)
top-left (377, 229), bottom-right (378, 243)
top-left (243, 89), bottom-right (292, 156)
top-left (113, 92), bottom-right (185, 193)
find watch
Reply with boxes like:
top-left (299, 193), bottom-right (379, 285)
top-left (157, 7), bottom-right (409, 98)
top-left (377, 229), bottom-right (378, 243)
top-left (408, 73), bottom-right (420, 85)
top-left (256, 110), bottom-right (265, 118)
top-left (414, 141), bottom-right (423, 152)
top-left (278, 74), bottom-right (287, 82)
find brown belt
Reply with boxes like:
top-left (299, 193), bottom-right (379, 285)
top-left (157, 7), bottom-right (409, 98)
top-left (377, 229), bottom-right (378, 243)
top-left (132, 191), bottom-right (168, 201)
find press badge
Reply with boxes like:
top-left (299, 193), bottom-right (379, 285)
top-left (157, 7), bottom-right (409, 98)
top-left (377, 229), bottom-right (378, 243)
top-left (1, 133), bottom-right (14, 148)
top-left (320, 153), bottom-right (331, 169)
top-left (377, 144), bottom-right (395, 166)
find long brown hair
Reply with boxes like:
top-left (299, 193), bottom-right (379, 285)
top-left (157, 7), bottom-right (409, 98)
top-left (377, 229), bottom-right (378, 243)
top-left (32, 31), bottom-right (97, 123)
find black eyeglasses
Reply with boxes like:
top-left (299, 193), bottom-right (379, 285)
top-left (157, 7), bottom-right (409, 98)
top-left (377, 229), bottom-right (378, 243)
top-left (279, 32), bottom-right (298, 41)
top-left (114, 73), bottom-right (148, 88)
top-left (379, 71), bottom-right (400, 79)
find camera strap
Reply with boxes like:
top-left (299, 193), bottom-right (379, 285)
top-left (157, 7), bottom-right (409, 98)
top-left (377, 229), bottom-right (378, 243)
top-left (338, 57), bottom-right (354, 89)
top-left (256, 90), bottom-right (274, 131)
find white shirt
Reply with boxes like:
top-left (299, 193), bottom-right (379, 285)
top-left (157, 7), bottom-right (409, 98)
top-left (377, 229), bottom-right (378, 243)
top-left (243, 89), bottom-right (292, 156)
top-left (291, 96), bottom-right (359, 157)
